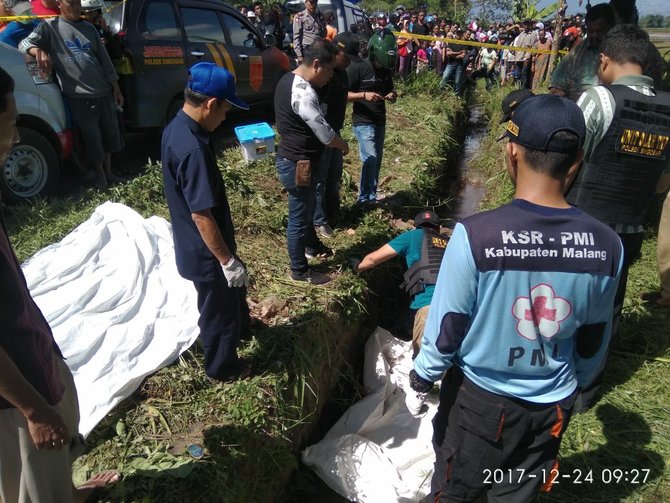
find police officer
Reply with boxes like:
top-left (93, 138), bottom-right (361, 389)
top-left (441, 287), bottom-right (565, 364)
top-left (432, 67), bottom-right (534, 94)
top-left (353, 210), bottom-right (447, 355)
top-left (161, 63), bottom-right (252, 381)
top-left (567, 24), bottom-right (670, 342)
top-left (292, 0), bottom-right (326, 64)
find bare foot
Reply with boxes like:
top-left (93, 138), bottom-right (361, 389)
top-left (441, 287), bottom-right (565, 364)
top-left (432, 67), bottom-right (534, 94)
top-left (73, 470), bottom-right (120, 503)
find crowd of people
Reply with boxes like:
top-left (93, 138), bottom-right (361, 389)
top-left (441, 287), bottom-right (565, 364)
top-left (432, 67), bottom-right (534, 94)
top-left (373, 0), bottom-right (665, 98)
top-left (2, 0), bottom-right (670, 501)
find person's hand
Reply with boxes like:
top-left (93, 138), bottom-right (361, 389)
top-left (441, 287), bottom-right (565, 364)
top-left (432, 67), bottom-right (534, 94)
top-left (349, 257), bottom-right (361, 273)
top-left (384, 91), bottom-right (397, 103)
top-left (365, 92), bottom-right (384, 102)
top-left (405, 389), bottom-right (428, 417)
top-left (341, 140), bottom-right (349, 156)
top-left (34, 48), bottom-right (52, 77)
top-left (406, 369), bottom-right (432, 416)
top-left (25, 404), bottom-right (69, 450)
top-left (221, 258), bottom-right (249, 288)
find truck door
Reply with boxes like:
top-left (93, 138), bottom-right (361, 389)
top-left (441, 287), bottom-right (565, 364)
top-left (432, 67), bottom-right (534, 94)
top-left (126, 0), bottom-right (188, 127)
top-left (220, 12), bottom-right (271, 104)
top-left (179, 5), bottom-right (234, 74)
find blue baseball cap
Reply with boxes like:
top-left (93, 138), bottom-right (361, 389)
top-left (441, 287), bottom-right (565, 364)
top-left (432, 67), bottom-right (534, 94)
top-left (499, 94), bottom-right (585, 153)
top-left (186, 62), bottom-right (249, 110)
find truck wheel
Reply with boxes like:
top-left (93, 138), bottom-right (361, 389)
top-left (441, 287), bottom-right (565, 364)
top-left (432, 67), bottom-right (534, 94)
top-left (0, 127), bottom-right (59, 203)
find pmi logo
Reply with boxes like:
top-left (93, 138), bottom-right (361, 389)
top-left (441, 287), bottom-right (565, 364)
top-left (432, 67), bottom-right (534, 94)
top-left (511, 284), bottom-right (572, 341)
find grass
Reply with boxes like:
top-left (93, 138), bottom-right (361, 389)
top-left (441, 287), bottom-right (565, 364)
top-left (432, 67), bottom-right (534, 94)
top-left (469, 83), bottom-right (670, 503)
top-left (4, 71), bottom-right (466, 502)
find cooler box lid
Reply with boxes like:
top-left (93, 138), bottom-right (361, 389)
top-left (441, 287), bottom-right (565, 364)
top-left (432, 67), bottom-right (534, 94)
top-left (234, 123), bottom-right (275, 143)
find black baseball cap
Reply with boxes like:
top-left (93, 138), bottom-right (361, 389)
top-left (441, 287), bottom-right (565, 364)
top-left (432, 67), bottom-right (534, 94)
top-left (499, 94), bottom-right (586, 153)
top-left (414, 210), bottom-right (440, 228)
top-left (499, 89), bottom-right (534, 124)
top-left (333, 32), bottom-right (362, 63)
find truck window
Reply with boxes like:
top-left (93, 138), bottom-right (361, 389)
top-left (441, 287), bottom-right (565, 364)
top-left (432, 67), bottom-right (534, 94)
top-left (181, 8), bottom-right (226, 43)
top-left (139, 0), bottom-right (181, 40)
top-left (222, 13), bottom-right (260, 48)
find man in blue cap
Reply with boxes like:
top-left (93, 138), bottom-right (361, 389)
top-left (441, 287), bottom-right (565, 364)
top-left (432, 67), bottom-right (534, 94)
top-left (161, 62), bottom-right (252, 382)
top-left (407, 95), bottom-right (622, 501)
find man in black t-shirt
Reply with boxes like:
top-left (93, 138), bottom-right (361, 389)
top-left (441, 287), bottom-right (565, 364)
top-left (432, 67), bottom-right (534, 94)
top-left (274, 40), bottom-right (349, 285)
top-left (313, 33), bottom-right (358, 238)
top-left (347, 29), bottom-right (397, 204)
top-left (440, 28), bottom-right (467, 94)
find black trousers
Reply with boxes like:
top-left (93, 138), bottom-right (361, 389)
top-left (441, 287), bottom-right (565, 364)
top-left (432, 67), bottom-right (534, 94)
top-left (429, 368), bottom-right (575, 503)
top-left (611, 232), bottom-right (644, 341)
top-left (192, 277), bottom-right (250, 379)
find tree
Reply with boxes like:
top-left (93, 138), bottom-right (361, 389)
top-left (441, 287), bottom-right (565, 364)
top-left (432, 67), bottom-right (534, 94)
top-left (470, 0), bottom-right (514, 24)
top-left (513, 0), bottom-right (558, 21)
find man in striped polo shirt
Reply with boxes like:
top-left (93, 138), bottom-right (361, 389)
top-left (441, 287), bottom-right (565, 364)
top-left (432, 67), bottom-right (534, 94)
top-left (567, 24), bottom-right (670, 340)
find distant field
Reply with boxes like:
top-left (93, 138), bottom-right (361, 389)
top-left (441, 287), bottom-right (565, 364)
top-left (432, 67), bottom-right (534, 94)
top-left (648, 28), bottom-right (670, 62)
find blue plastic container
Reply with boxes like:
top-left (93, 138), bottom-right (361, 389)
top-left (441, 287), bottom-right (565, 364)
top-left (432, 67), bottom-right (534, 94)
top-left (234, 122), bottom-right (276, 162)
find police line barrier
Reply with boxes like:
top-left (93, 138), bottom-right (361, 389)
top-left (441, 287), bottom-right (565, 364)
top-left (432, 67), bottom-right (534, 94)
top-left (0, 0), bottom-right (126, 22)
top-left (392, 31), bottom-right (568, 56)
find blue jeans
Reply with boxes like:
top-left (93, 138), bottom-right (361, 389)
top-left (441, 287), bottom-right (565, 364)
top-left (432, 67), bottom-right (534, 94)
top-left (353, 124), bottom-right (386, 203)
top-left (276, 156), bottom-right (319, 273)
top-left (440, 61), bottom-right (465, 95)
top-left (313, 144), bottom-right (343, 226)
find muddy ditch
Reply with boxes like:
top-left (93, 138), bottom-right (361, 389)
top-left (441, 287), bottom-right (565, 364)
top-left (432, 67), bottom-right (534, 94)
top-left (282, 103), bottom-right (491, 502)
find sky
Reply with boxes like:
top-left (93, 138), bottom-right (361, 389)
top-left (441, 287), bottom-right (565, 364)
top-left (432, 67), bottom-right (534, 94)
top-left (536, 0), bottom-right (667, 16)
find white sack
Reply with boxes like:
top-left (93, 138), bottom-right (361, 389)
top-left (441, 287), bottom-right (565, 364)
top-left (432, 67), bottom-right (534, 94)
top-left (22, 202), bottom-right (200, 437)
top-left (302, 327), bottom-right (439, 503)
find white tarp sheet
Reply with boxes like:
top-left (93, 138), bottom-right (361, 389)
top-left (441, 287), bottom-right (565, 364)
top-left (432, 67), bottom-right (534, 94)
top-left (302, 327), bottom-right (439, 503)
top-left (22, 202), bottom-right (200, 437)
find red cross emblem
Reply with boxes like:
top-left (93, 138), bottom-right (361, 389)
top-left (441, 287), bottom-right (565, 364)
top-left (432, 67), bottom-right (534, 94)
top-left (512, 284), bottom-right (571, 340)
top-left (524, 296), bottom-right (557, 326)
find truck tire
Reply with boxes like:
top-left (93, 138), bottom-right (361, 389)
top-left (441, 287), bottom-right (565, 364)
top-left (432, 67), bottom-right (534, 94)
top-left (0, 127), bottom-right (60, 203)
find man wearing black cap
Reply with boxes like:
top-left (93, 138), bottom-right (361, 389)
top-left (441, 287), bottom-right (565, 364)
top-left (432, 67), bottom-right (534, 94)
top-left (313, 32), bottom-right (359, 239)
top-left (406, 95), bottom-right (622, 501)
top-left (499, 88), bottom-right (534, 124)
top-left (161, 62), bottom-right (252, 382)
top-left (353, 210), bottom-right (446, 356)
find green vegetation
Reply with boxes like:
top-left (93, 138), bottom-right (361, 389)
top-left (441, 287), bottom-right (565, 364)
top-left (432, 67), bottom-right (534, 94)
top-left (4, 71), bottom-right (465, 502)
top-left (640, 16), bottom-right (670, 29)
top-left (470, 84), bottom-right (670, 502)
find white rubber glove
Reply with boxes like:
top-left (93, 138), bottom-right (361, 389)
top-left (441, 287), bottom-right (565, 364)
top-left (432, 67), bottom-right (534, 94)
top-left (405, 389), bottom-right (428, 417)
top-left (221, 258), bottom-right (249, 288)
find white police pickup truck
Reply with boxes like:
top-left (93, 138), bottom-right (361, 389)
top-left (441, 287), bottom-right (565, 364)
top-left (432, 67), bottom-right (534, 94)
top-left (1, 42), bottom-right (72, 203)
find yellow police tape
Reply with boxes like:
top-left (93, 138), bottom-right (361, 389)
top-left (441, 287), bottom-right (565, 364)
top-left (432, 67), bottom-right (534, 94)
top-left (392, 31), bottom-right (568, 56)
top-left (0, 0), bottom-right (126, 22)
top-left (1, 8), bottom-right (566, 58)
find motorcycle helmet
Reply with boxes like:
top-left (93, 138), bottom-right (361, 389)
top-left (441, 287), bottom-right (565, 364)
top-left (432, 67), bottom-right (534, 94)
top-left (81, 0), bottom-right (105, 10)
top-left (367, 28), bottom-right (397, 70)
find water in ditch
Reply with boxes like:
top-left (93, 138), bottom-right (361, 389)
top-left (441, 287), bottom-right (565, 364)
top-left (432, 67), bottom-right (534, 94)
top-left (286, 104), bottom-right (491, 502)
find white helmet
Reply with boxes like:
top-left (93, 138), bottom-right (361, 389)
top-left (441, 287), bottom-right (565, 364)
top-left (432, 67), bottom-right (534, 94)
top-left (81, 0), bottom-right (104, 11)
